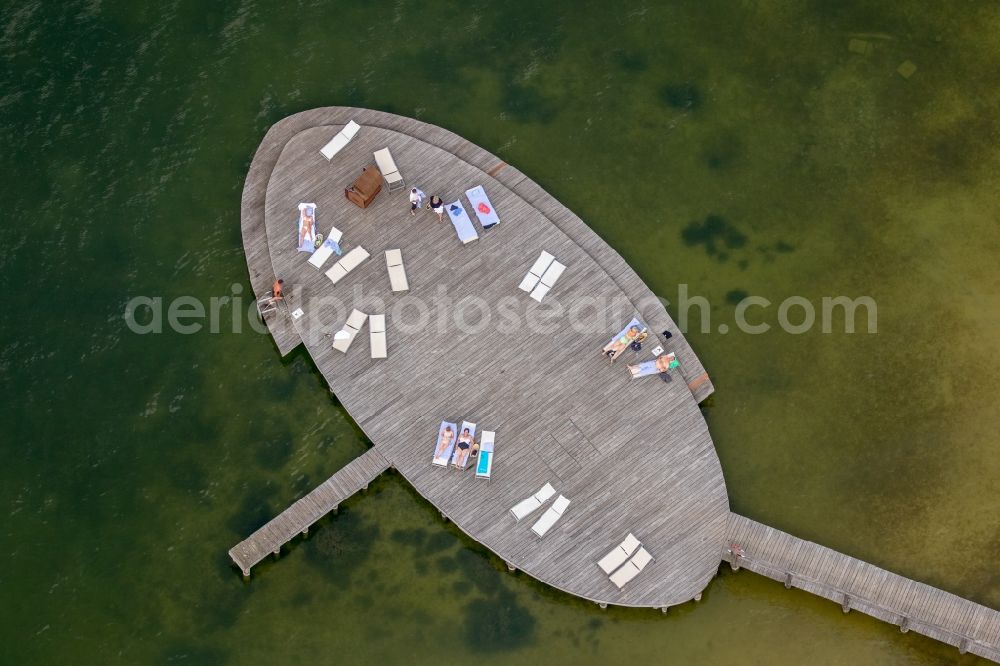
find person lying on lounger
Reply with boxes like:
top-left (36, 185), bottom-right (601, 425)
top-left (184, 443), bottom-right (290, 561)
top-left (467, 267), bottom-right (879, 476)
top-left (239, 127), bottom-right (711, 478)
top-left (603, 325), bottom-right (644, 361)
top-left (627, 353), bottom-right (679, 379)
top-left (453, 428), bottom-right (473, 467)
top-left (435, 426), bottom-right (454, 458)
top-left (298, 206), bottom-right (316, 247)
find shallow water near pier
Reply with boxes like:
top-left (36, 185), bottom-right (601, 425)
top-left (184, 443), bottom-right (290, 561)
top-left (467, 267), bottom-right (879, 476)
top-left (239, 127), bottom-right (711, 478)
top-left (1, 1), bottom-right (998, 664)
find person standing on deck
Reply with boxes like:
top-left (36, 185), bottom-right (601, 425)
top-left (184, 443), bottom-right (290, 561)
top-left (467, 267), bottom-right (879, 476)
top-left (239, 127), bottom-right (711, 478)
top-left (409, 187), bottom-right (425, 216)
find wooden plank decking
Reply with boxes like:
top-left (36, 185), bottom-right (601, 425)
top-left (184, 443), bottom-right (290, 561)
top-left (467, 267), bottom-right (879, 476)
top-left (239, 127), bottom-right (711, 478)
top-left (726, 513), bottom-right (1000, 661)
top-left (235, 107), bottom-right (729, 607)
top-left (228, 447), bottom-right (390, 575)
top-left (240, 107), bottom-right (714, 400)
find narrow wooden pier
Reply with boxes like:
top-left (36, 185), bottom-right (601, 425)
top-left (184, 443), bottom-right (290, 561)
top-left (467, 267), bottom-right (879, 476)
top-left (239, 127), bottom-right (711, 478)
top-left (726, 513), bottom-right (1000, 661)
top-left (228, 448), bottom-right (390, 576)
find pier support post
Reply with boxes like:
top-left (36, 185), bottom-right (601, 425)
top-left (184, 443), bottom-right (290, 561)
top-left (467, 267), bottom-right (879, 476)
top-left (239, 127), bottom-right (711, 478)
top-left (242, 569), bottom-right (250, 579)
top-left (841, 594), bottom-right (851, 613)
top-left (598, 602), bottom-right (607, 609)
top-left (784, 573), bottom-right (793, 589)
top-left (694, 593), bottom-right (702, 602)
top-left (440, 511), bottom-right (448, 522)
top-left (332, 505), bottom-right (338, 515)
top-left (272, 549), bottom-right (280, 560)
top-left (959, 639), bottom-right (969, 655)
top-left (660, 607), bottom-right (668, 614)
top-left (301, 527), bottom-right (309, 537)
top-left (899, 617), bottom-right (910, 633)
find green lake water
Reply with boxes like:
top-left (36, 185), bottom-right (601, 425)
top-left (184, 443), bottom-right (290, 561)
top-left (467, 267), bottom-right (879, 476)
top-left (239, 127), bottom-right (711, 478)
top-left (2, 1), bottom-right (998, 663)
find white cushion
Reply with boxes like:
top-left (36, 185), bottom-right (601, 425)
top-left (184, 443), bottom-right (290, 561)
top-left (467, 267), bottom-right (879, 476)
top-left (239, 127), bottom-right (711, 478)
top-left (610, 561), bottom-right (640, 589)
top-left (338, 246), bottom-right (370, 271)
top-left (519, 272), bottom-right (541, 292)
top-left (527, 251), bottom-right (555, 277)
top-left (529, 283), bottom-right (551, 302)
top-left (388, 264), bottom-right (409, 292)
top-left (325, 263), bottom-right (348, 284)
top-left (342, 120), bottom-right (360, 139)
top-left (539, 260), bottom-right (566, 287)
top-left (369, 314), bottom-right (386, 359)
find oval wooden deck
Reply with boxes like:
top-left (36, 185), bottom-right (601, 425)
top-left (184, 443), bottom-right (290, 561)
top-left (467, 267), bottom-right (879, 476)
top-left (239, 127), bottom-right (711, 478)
top-left (239, 107), bottom-right (728, 607)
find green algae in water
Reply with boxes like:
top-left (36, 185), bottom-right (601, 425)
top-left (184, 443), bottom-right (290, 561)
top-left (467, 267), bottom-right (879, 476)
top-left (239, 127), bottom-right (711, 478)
top-left (1, 1), bottom-right (999, 664)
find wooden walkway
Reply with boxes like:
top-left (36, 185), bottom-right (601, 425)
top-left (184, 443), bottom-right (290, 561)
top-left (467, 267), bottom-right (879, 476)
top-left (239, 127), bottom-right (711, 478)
top-left (726, 513), bottom-right (1000, 661)
top-left (228, 447), bottom-right (390, 576)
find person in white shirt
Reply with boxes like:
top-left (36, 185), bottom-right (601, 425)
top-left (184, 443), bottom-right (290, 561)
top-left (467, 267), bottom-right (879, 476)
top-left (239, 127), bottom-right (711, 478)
top-left (409, 188), bottom-right (425, 216)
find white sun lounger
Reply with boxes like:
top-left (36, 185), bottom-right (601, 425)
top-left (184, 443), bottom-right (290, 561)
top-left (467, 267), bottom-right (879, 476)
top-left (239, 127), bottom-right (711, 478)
top-left (518, 251), bottom-right (555, 292)
top-left (369, 314), bottom-right (386, 359)
top-left (446, 201), bottom-right (478, 244)
top-left (432, 421), bottom-right (459, 466)
top-left (452, 421), bottom-right (477, 470)
top-left (332, 309), bottom-right (368, 353)
top-left (465, 185), bottom-right (500, 228)
top-left (373, 147), bottom-right (405, 193)
top-left (530, 260), bottom-right (566, 302)
top-left (475, 431), bottom-right (495, 480)
top-left (609, 547), bottom-right (654, 589)
top-left (308, 227), bottom-right (344, 269)
top-left (510, 483), bottom-right (556, 521)
top-left (531, 495), bottom-right (570, 537)
top-left (385, 249), bottom-right (409, 292)
top-left (598, 533), bottom-right (641, 575)
top-left (325, 246), bottom-right (370, 285)
top-left (320, 120), bottom-right (360, 160)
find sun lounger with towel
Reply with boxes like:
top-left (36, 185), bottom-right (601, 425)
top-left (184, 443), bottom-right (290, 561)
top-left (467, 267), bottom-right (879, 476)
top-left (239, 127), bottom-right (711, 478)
top-left (325, 246), bottom-right (370, 285)
top-left (433, 421), bottom-right (459, 466)
top-left (475, 431), bottom-right (495, 480)
top-left (369, 314), bottom-right (386, 359)
top-left (602, 317), bottom-right (648, 362)
top-left (446, 201), bottom-right (478, 245)
top-left (531, 495), bottom-right (570, 537)
top-left (333, 309), bottom-right (368, 353)
top-left (373, 147), bottom-right (405, 193)
top-left (465, 185), bottom-right (500, 229)
top-left (297, 203), bottom-right (318, 253)
top-left (518, 251), bottom-right (555, 292)
top-left (530, 259), bottom-right (566, 302)
top-left (598, 533), bottom-right (641, 575)
top-left (510, 483), bottom-right (556, 521)
top-left (320, 120), bottom-right (360, 160)
top-left (628, 352), bottom-right (679, 379)
top-left (308, 227), bottom-right (344, 269)
top-left (609, 547), bottom-right (654, 589)
top-left (385, 249), bottom-right (409, 292)
top-left (452, 421), bottom-right (477, 470)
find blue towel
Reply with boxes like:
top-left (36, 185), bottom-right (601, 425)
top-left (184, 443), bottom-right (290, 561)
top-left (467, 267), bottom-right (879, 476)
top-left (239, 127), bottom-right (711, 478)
top-left (476, 451), bottom-right (491, 475)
